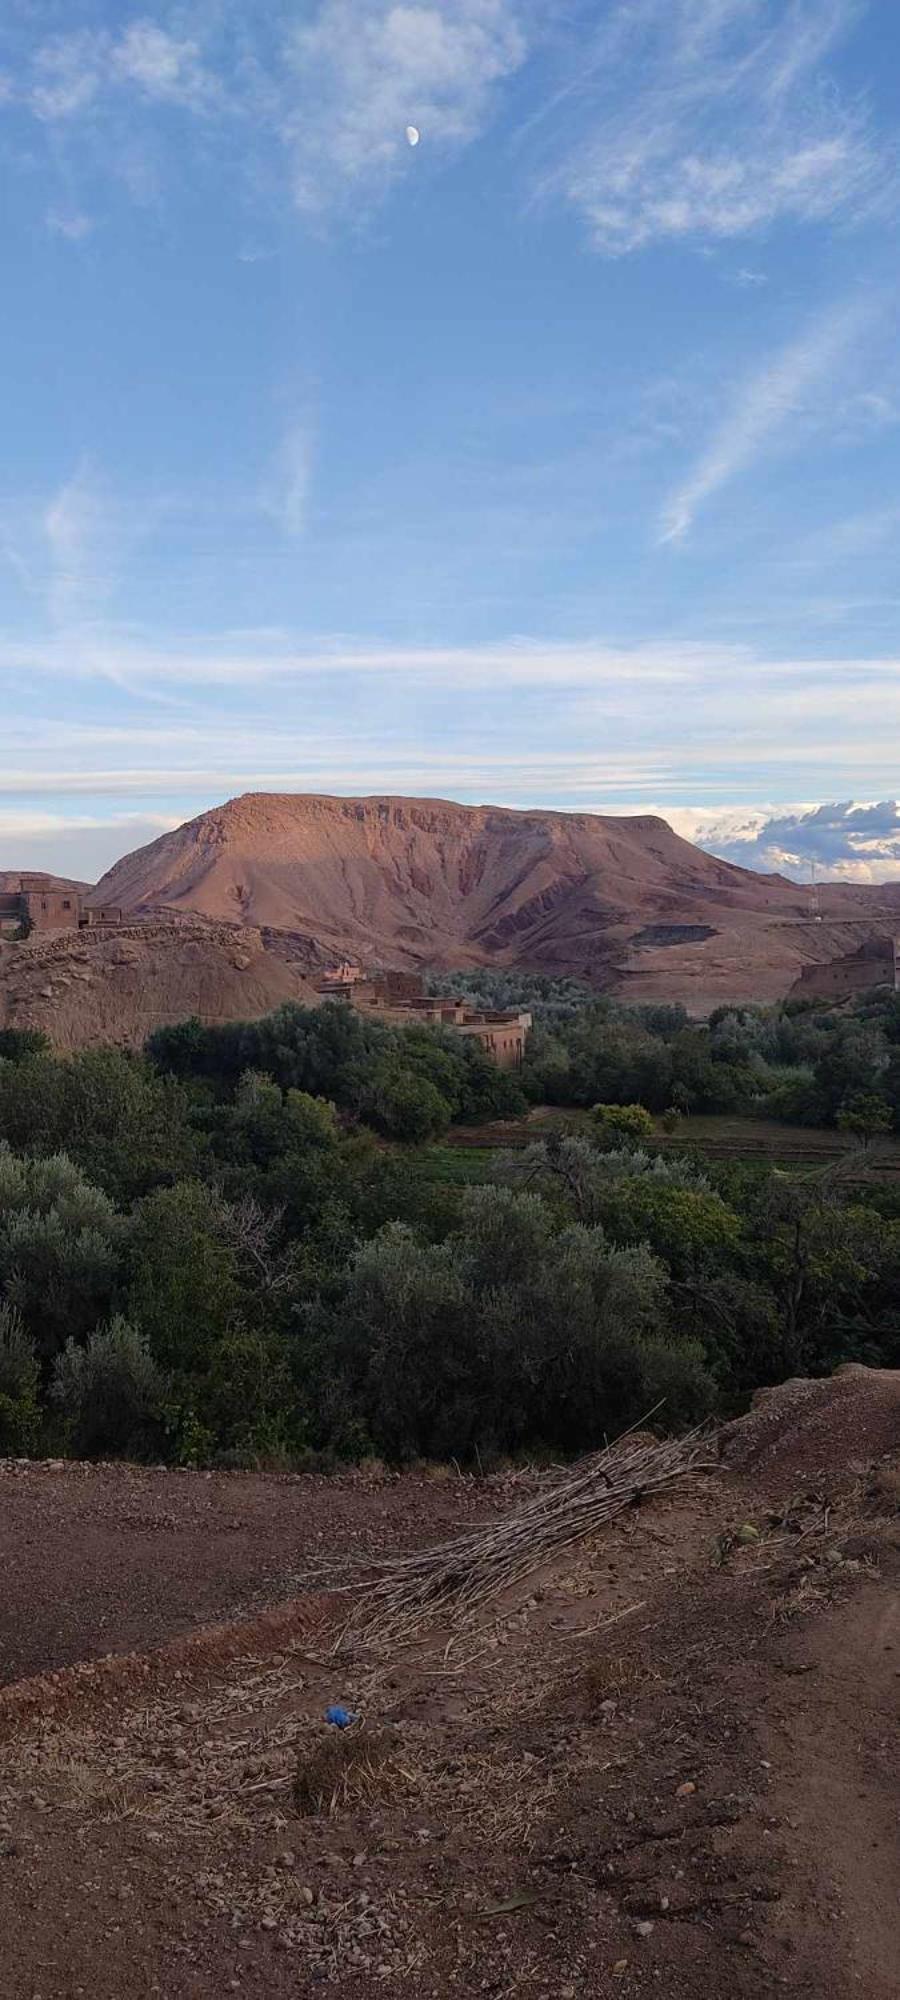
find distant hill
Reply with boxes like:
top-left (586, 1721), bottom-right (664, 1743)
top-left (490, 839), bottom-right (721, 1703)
top-left (89, 792), bottom-right (900, 1008)
top-left (0, 871), bottom-right (90, 896)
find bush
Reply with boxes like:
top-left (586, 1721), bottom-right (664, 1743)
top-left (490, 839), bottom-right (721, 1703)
top-left (127, 1181), bottom-right (243, 1374)
top-left (0, 1301), bottom-right (40, 1453)
top-left (593, 1103), bottom-right (655, 1145)
top-left (0, 1029), bottom-right (50, 1064)
top-left (52, 1315), bottom-right (168, 1459)
top-left (303, 1186), bottom-right (713, 1462)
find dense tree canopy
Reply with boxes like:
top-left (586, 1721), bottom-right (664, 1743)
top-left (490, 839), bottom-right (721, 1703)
top-left (0, 984), bottom-right (897, 1468)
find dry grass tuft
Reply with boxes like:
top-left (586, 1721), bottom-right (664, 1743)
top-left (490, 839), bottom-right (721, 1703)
top-left (582, 1650), bottom-right (665, 1708)
top-left (866, 1462), bottom-right (900, 1514)
top-left (292, 1727), bottom-right (403, 1817)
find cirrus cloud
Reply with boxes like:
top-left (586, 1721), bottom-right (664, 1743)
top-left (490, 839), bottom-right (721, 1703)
top-left (536, 0), bottom-right (894, 255)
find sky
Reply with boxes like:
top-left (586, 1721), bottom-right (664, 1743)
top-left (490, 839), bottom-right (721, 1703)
top-left (1, 0), bottom-right (900, 885)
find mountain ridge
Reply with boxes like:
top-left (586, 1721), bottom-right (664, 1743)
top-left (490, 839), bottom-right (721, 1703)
top-left (88, 791), bottom-right (900, 1006)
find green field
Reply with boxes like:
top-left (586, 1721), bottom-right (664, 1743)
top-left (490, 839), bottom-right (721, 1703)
top-left (420, 1108), bottom-right (900, 1184)
top-left (413, 1144), bottom-right (501, 1184)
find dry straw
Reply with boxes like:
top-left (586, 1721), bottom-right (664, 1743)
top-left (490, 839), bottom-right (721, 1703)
top-left (327, 1422), bottom-right (714, 1650)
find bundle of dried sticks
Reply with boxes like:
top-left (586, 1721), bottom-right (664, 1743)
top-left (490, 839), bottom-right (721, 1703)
top-left (337, 1425), bottom-right (714, 1649)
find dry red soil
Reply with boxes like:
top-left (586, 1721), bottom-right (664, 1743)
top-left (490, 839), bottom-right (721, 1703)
top-left (0, 1370), bottom-right (898, 1998)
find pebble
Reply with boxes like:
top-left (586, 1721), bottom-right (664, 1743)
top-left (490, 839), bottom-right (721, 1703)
top-left (675, 1781), bottom-right (696, 1797)
top-left (635, 1920), bottom-right (655, 1938)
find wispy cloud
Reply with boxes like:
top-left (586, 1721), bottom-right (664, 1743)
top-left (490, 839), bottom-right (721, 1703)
top-left (0, 632), bottom-right (714, 692)
top-left (262, 424), bottom-right (316, 538)
top-left (658, 299), bottom-right (870, 543)
top-left (110, 22), bottom-right (219, 110)
top-left (14, 3), bottom-right (528, 216)
top-left (43, 460), bottom-right (113, 625)
top-left (28, 21), bottom-right (219, 122)
top-left (794, 502), bottom-right (900, 561)
top-left (284, 0), bottom-right (528, 212)
top-left (45, 207), bottom-right (95, 241)
top-left (536, 0), bottom-right (893, 254)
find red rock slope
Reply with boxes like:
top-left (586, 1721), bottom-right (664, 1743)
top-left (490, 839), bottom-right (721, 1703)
top-left (89, 792), bottom-right (899, 1004)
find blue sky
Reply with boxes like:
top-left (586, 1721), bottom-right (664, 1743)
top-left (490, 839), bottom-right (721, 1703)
top-left (1, 0), bottom-right (900, 883)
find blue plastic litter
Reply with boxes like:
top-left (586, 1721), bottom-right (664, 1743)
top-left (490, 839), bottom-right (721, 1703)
top-left (325, 1704), bottom-right (355, 1729)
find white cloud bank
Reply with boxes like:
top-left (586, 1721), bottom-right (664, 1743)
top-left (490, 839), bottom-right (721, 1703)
top-left (664, 799), bottom-right (900, 882)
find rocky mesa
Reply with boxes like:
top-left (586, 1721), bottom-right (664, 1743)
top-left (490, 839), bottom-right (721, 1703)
top-left (89, 791), bottom-right (900, 1009)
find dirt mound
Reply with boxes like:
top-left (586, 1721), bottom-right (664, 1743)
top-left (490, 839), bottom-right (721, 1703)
top-left (86, 791), bottom-right (900, 1003)
top-left (721, 1363), bottom-right (900, 1489)
top-left (0, 921), bottom-right (319, 1050)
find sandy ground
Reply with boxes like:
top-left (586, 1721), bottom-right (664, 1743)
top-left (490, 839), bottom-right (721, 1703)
top-left (0, 1381), bottom-right (898, 1998)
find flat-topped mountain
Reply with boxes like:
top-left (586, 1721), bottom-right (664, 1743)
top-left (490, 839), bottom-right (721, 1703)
top-left (88, 792), bottom-right (899, 1005)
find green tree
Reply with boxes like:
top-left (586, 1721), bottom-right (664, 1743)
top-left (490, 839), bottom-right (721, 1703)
top-left (127, 1181), bottom-right (243, 1375)
top-left (836, 1092), bottom-right (893, 1149)
top-left (359, 1064), bottom-right (452, 1142)
top-left (52, 1316), bottom-right (167, 1459)
top-left (0, 1047), bottom-right (200, 1201)
top-left (0, 1148), bottom-right (123, 1362)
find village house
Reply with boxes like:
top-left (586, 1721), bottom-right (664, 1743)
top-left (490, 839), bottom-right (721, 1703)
top-left (0, 881), bottom-right (123, 938)
top-left (789, 936), bottom-right (898, 1002)
top-left (315, 966), bottom-right (532, 1070)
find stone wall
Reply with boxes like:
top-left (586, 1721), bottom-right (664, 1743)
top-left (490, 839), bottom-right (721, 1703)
top-left (789, 938), bottom-right (897, 1002)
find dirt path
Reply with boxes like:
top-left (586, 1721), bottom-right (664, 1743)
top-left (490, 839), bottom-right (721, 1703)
top-left (763, 1569), bottom-right (900, 1998)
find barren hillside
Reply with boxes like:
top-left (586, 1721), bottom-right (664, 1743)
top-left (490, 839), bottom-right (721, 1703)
top-left (0, 922), bottom-right (317, 1051)
top-left (90, 792), bottom-right (900, 1004)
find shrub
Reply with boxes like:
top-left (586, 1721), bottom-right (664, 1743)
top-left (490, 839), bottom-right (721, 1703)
top-left (0, 1301), bottom-right (40, 1453)
top-left (836, 1093), bottom-right (893, 1149)
top-left (0, 1029), bottom-right (50, 1064)
top-left (593, 1103), bottom-right (655, 1146)
top-left (52, 1315), bottom-right (168, 1459)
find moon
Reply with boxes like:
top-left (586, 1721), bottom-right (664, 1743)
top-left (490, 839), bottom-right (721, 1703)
top-left (406, 125), bottom-right (420, 147)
